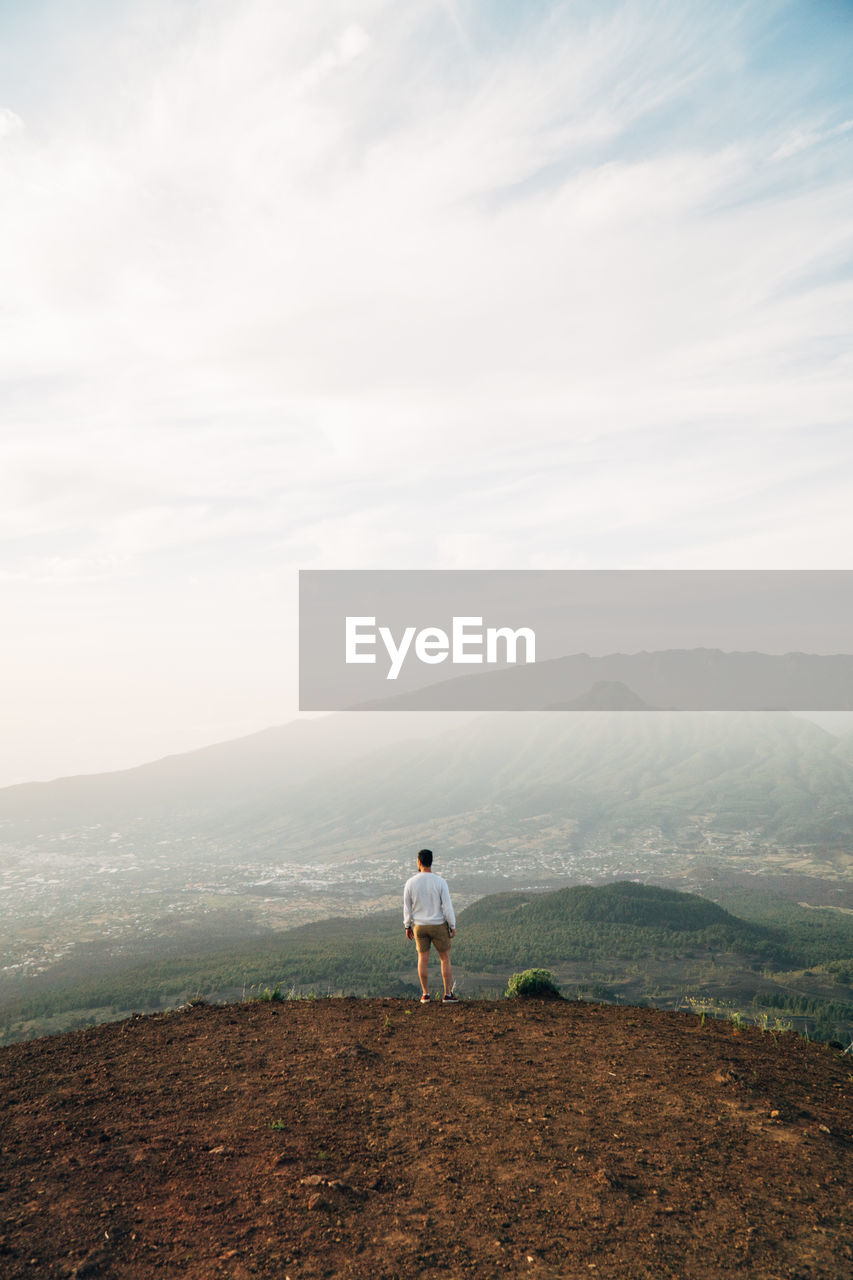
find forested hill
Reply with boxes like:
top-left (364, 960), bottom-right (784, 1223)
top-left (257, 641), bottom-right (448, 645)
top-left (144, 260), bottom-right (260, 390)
top-left (463, 880), bottom-right (754, 931)
top-left (458, 880), bottom-right (776, 961)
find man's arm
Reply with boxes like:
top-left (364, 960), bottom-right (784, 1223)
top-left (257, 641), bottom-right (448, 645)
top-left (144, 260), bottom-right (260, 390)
top-left (440, 878), bottom-right (456, 933)
top-left (403, 881), bottom-right (414, 931)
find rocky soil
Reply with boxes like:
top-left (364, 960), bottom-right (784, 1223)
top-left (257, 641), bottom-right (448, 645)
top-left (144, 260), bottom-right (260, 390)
top-left (1, 999), bottom-right (851, 1279)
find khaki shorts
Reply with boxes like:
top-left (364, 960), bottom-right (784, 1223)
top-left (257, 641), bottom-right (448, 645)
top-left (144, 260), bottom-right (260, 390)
top-left (413, 923), bottom-right (452, 954)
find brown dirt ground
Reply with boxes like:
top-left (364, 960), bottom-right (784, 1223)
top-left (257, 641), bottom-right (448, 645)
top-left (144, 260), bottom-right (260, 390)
top-left (0, 999), bottom-right (851, 1280)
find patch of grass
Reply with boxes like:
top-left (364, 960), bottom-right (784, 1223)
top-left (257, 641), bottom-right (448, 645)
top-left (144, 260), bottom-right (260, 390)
top-left (249, 984), bottom-right (285, 1003)
top-left (755, 1011), bottom-right (793, 1035)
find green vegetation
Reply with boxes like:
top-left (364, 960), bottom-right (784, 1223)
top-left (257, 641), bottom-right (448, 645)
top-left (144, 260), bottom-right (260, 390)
top-left (505, 969), bottom-right (562, 999)
top-left (3, 881), bottom-right (853, 1045)
top-left (460, 881), bottom-right (779, 967)
top-left (251, 985), bottom-right (285, 1003)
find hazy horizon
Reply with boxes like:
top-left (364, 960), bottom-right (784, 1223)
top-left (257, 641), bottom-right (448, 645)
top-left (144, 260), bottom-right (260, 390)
top-left (2, 702), bottom-right (853, 792)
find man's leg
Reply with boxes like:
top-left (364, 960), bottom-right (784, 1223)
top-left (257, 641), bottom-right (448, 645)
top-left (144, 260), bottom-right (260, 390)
top-left (439, 948), bottom-right (453, 997)
top-left (417, 946), bottom-right (430, 997)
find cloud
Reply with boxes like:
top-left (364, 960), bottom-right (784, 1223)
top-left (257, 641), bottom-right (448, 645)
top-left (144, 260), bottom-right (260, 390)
top-left (772, 117), bottom-right (853, 161)
top-left (1, 0), bottom-right (852, 778)
top-left (1, 6), bottom-right (850, 503)
top-left (0, 106), bottom-right (23, 138)
top-left (295, 21), bottom-right (370, 91)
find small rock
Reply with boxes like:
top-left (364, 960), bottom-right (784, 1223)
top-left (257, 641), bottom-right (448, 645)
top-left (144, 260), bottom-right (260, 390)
top-left (307, 1194), bottom-right (329, 1211)
top-left (326, 1179), bottom-right (366, 1198)
top-left (299, 1175), bottom-right (325, 1187)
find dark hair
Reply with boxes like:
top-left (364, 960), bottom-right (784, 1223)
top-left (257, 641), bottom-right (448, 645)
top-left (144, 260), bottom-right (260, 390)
top-left (417, 848), bottom-right (433, 867)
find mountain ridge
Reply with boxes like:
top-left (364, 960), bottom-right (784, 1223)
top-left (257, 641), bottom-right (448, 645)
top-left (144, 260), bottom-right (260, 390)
top-left (354, 648), bottom-right (853, 711)
top-left (3, 710), bottom-right (853, 860)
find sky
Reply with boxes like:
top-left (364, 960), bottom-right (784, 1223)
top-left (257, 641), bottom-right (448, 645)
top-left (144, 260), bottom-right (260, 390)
top-left (1, 0), bottom-right (852, 786)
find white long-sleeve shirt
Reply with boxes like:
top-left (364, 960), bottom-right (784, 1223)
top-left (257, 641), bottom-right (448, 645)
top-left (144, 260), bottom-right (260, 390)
top-left (403, 870), bottom-right (456, 930)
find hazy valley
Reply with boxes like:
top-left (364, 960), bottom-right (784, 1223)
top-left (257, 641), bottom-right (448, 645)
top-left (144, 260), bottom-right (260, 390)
top-left (3, 710), bottom-right (853, 984)
top-left (2, 711), bottom-right (853, 1044)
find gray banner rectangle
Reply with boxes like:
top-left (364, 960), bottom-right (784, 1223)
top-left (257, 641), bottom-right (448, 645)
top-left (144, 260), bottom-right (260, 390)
top-left (299, 570), bottom-right (853, 711)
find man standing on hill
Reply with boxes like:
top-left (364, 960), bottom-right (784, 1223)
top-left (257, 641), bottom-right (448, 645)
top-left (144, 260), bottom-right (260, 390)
top-left (403, 848), bottom-right (458, 1004)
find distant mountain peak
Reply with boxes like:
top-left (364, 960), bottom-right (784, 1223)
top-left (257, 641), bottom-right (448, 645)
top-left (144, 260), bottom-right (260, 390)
top-left (548, 680), bottom-right (651, 710)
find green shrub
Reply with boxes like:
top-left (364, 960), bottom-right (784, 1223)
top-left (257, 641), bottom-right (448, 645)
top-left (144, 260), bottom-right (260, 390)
top-left (505, 969), bottom-right (562, 1000)
top-left (250, 984), bottom-right (285, 1003)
